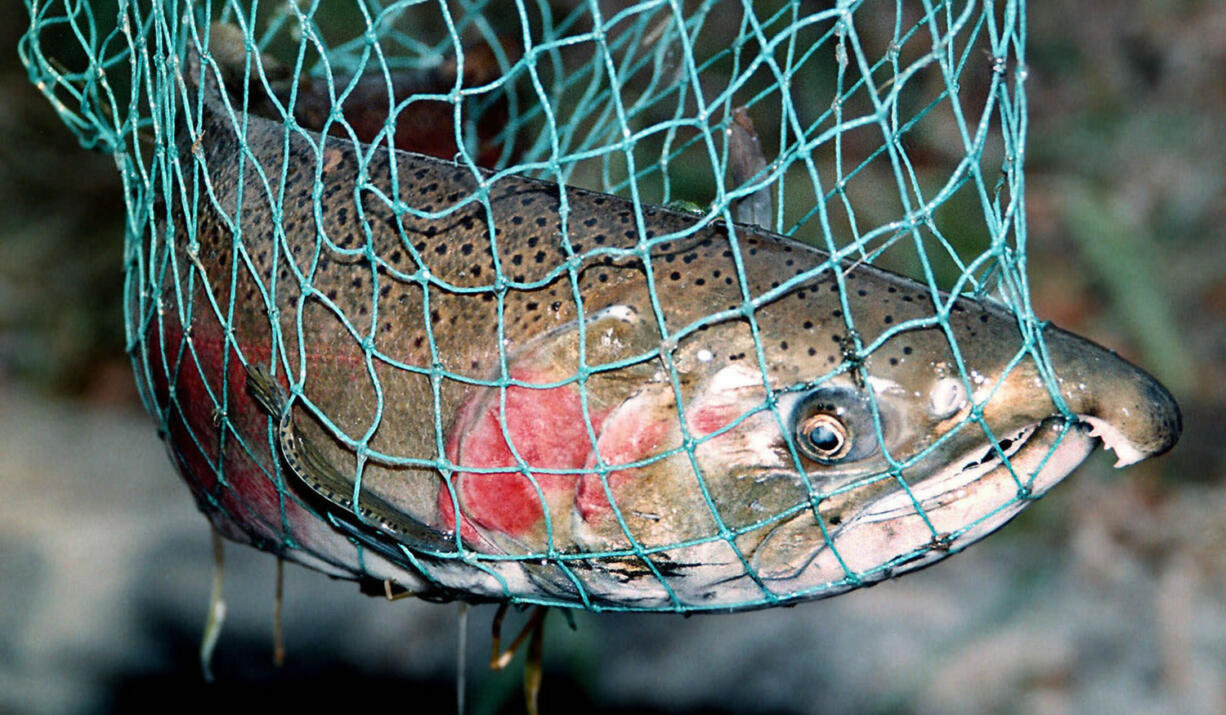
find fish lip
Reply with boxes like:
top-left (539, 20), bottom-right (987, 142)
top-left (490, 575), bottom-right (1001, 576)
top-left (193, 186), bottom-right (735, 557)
top-left (749, 416), bottom-right (1098, 584)
top-left (857, 421), bottom-right (1044, 524)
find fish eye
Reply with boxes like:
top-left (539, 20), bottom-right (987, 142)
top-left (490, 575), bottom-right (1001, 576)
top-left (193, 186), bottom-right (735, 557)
top-left (789, 387), bottom-right (881, 465)
top-left (797, 413), bottom-right (850, 461)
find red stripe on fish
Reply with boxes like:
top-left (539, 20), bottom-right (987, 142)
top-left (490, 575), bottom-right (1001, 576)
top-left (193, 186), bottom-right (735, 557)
top-left (442, 368), bottom-right (605, 540)
top-left (686, 402), bottom-right (740, 436)
top-left (575, 390), bottom-right (671, 521)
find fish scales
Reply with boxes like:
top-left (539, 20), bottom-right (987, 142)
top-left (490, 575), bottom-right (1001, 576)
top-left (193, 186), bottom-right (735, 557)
top-left (144, 49), bottom-right (1181, 610)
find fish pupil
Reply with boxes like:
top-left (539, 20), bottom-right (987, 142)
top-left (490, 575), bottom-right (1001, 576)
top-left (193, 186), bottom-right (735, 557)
top-left (797, 412), bottom-right (848, 461)
top-left (808, 424), bottom-right (841, 453)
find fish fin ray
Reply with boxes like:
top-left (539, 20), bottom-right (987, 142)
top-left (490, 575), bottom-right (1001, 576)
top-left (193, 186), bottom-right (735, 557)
top-left (244, 363), bottom-right (457, 554)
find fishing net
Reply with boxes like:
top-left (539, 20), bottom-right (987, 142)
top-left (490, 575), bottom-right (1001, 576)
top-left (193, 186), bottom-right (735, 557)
top-left (21, 0), bottom-right (1045, 613)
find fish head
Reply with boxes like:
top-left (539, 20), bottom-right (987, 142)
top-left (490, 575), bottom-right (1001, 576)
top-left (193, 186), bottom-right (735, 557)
top-left (566, 263), bottom-right (1180, 606)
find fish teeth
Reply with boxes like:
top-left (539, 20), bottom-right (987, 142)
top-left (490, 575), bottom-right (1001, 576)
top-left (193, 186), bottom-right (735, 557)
top-left (1080, 416), bottom-right (1146, 468)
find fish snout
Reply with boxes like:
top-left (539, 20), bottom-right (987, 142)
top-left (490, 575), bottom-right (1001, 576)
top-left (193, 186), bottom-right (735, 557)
top-left (1040, 325), bottom-right (1182, 467)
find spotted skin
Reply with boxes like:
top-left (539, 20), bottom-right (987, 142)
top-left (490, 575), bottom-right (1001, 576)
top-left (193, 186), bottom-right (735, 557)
top-left (142, 48), bottom-right (1181, 610)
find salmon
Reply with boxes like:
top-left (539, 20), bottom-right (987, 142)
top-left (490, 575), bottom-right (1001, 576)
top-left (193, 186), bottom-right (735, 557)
top-left (136, 41), bottom-right (1180, 611)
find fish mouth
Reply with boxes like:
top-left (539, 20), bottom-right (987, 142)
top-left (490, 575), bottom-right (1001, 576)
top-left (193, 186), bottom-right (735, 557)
top-left (749, 416), bottom-right (1100, 589)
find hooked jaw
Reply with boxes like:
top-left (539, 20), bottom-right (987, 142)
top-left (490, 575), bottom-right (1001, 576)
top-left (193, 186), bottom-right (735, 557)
top-left (747, 324), bottom-right (1182, 598)
top-left (996, 323), bottom-right (1182, 469)
top-left (1051, 328), bottom-right (1181, 468)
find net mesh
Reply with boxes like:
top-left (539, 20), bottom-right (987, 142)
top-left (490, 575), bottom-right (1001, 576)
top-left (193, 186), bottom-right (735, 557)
top-left (21, 0), bottom-right (1055, 613)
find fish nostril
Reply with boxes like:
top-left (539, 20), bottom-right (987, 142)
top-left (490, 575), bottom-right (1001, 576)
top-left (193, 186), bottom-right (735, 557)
top-left (930, 377), bottom-right (966, 419)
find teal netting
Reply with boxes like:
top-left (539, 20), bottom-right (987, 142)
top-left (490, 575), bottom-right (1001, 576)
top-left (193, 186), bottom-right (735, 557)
top-left (21, 0), bottom-right (1069, 613)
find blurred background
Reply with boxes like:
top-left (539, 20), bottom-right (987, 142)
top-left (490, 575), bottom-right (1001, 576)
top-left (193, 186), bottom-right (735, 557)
top-left (2, 0), bottom-right (1223, 713)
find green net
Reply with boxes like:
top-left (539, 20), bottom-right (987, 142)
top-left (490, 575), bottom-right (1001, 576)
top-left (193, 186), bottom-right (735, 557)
top-left (22, 0), bottom-right (1108, 614)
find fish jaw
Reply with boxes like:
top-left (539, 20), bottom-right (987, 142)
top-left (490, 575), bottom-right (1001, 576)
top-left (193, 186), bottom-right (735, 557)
top-left (1038, 324), bottom-right (1181, 467)
top-left (749, 418), bottom-right (1097, 594)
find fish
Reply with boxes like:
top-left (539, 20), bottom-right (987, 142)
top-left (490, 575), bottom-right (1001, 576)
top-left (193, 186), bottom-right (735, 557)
top-left (138, 40), bottom-right (1181, 612)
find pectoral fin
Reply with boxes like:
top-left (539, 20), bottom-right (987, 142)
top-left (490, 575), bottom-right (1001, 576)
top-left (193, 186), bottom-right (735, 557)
top-left (244, 363), bottom-right (456, 553)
